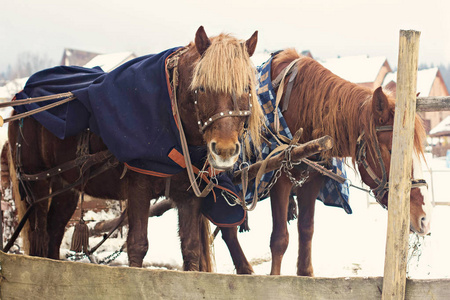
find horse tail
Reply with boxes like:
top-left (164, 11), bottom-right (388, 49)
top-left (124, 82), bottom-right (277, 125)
top-left (199, 215), bottom-right (215, 272)
top-left (1, 141), bottom-right (10, 194)
top-left (6, 140), bottom-right (31, 254)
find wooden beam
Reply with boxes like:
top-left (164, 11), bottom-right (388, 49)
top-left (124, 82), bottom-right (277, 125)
top-left (416, 96), bottom-right (450, 112)
top-left (382, 30), bottom-right (420, 300)
top-left (1, 252), bottom-right (450, 299)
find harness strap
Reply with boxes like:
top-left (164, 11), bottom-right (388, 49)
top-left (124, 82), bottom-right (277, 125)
top-left (168, 48), bottom-right (216, 198)
top-left (281, 67), bottom-right (299, 112)
top-left (273, 58), bottom-right (301, 134)
top-left (193, 89), bottom-right (252, 134)
top-left (19, 149), bottom-right (113, 181)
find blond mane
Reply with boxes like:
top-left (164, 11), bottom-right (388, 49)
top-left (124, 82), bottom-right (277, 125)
top-left (191, 33), bottom-right (263, 154)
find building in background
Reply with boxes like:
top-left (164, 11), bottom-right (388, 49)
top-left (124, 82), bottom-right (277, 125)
top-left (320, 55), bottom-right (392, 89)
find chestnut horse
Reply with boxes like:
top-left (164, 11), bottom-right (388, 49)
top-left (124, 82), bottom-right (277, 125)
top-left (6, 26), bottom-right (262, 272)
top-left (215, 48), bottom-right (432, 276)
top-left (266, 49), bottom-right (432, 276)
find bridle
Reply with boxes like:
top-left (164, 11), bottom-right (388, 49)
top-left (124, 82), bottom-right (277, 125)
top-left (356, 125), bottom-right (428, 209)
top-left (193, 88), bottom-right (252, 134)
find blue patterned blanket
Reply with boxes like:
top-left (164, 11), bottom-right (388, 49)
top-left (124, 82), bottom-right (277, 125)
top-left (235, 56), bottom-right (352, 214)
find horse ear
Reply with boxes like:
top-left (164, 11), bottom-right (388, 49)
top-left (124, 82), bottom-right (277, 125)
top-left (195, 26), bottom-right (211, 56)
top-left (372, 87), bottom-right (390, 125)
top-left (245, 31), bottom-right (258, 57)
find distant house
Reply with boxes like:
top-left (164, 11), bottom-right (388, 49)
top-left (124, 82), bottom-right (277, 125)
top-left (60, 48), bottom-right (100, 67)
top-left (382, 67), bottom-right (450, 133)
top-left (83, 52), bottom-right (137, 72)
top-left (320, 55), bottom-right (392, 89)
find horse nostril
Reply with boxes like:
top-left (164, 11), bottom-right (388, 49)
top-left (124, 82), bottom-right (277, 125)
top-left (233, 143), bottom-right (240, 156)
top-left (211, 142), bottom-right (218, 155)
top-left (420, 216), bottom-right (427, 227)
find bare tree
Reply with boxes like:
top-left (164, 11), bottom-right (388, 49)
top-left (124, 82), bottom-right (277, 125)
top-left (7, 52), bottom-right (55, 80)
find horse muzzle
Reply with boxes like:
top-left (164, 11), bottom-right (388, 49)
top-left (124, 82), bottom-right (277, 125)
top-left (207, 140), bottom-right (240, 170)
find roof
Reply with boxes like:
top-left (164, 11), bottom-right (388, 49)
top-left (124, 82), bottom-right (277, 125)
top-left (429, 115), bottom-right (450, 137)
top-left (382, 67), bottom-right (439, 97)
top-left (60, 48), bottom-right (100, 66)
top-left (83, 52), bottom-right (136, 72)
top-left (320, 55), bottom-right (388, 83)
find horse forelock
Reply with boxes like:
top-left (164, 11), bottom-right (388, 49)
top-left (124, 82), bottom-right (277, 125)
top-left (189, 33), bottom-right (263, 155)
top-left (191, 33), bottom-right (255, 95)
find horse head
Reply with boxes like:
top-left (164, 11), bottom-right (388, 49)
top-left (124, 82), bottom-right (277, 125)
top-left (177, 26), bottom-right (263, 171)
top-left (357, 87), bottom-right (432, 235)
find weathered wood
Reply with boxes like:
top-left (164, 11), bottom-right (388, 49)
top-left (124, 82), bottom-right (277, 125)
top-left (382, 30), bottom-right (420, 300)
top-left (90, 199), bottom-right (175, 236)
top-left (1, 252), bottom-right (449, 300)
top-left (416, 97), bottom-right (450, 112)
top-left (233, 135), bottom-right (333, 184)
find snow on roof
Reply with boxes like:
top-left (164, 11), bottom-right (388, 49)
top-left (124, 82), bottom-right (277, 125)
top-left (320, 55), bottom-right (388, 83)
top-left (429, 115), bottom-right (450, 137)
top-left (0, 77), bottom-right (28, 101)
top-left (382, 67), bottom-right (438, 97)
top-left (84, 52), bottom-right (136, 72)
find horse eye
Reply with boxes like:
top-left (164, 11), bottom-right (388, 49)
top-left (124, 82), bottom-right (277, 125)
top-left (244, 86), bottom-right (250, 93)
top-left (198, 86), bottom-right (205, 93)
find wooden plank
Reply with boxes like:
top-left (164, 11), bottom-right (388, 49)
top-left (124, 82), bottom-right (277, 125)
top-left (382, 30), bottom-right (421, 300)
top-left (1, 252), bottom-right (450, 300)
top-left (416, 96), bottom-right (450, 112)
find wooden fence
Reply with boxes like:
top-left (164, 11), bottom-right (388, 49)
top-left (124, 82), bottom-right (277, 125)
top-left (1, 252), bottom-right (449, 300)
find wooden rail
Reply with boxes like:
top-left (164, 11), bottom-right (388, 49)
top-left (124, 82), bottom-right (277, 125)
top-left (417, 96), bottom-right (450, 112)
top-left (0, 252), bottom-right (449, 300)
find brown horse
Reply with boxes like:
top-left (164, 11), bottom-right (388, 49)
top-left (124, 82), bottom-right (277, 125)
top-left (209, 48), bottom-right (432, 276)
top-left (6, 26), bottom-right (263, 272)
top-left (265, 49), bottom-right (432, 276)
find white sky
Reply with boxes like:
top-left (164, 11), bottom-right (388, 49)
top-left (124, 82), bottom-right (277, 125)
top-left (2, 0), bottom-right (450, 72)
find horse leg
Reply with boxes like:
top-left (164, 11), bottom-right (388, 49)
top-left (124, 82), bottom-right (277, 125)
top-left (176, 196), bottom-right (205, 271)
top-left (295, 174), bottom-right (324, 276)
top-left (220, 226), bottom-right (254, 274)
top-left (269, 175), bottom-right (293, 275)
top-left (126, 173), bottom-right (159, 268)
top-left (47, 185), bottom-right (79, 259)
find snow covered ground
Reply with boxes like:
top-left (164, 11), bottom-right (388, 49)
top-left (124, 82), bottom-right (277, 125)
top-left (59, 153), bottom-right (450, 279)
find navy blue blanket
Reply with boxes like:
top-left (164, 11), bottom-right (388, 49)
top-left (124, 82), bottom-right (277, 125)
top-left (15, 47), bottom-right (186, 175)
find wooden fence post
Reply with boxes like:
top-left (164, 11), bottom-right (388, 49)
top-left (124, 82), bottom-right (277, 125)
top-left (382, 30), bottom-right (420, 300)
